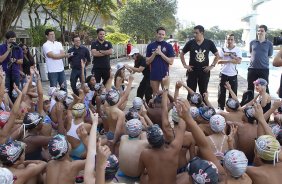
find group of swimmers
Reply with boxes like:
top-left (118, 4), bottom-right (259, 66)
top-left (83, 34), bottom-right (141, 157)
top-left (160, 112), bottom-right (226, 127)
top-left (0, 57), bottom-right (282, 184)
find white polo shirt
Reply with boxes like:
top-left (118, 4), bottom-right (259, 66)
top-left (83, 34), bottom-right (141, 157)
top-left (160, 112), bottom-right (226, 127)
top-left (219, 46), bottom-right (242, 76)
top-left (42, 40), bottom-right (65, 73)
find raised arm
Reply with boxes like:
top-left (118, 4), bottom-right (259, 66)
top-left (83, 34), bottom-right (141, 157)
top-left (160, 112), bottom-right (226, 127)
top-left (175, 98), bottom-right (226, 180)
top-left (117, 74), bottom-right (134, 108)
top-left (0, 77), bottom-right (31, 144)
top-left (253, 103), bottom-right (275, 137)
top-left (225, 81), bottom-right (239, 102)
top-left (162, 76), bottom-right (175, 142)
top-left (174, 81), bottom-right (183, 101)
top-left (84, 112), bottom-right (99, 184)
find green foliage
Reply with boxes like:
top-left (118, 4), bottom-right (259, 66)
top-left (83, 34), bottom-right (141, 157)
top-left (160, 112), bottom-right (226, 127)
top-left (117, 0), bottom-right (177, 42)
top-left (28, 24), bottom-right (61, 47)
top-left (105, 32), bottom-right (130, 44)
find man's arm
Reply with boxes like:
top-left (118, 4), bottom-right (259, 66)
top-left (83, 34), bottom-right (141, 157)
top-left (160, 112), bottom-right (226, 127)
top-left (146, 52), bottom-right (157, 65)
top-left (46, 50), bottom-right (69, 60)
top-left (0, 44), bottom-right (11, 63)
top-left (161, 76), bottom-right (175, 142)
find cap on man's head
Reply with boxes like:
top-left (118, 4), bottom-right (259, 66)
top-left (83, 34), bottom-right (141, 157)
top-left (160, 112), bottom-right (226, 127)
top-left (129, 48), bottom-right (139, 56)
top-left (253, 78), bottom-right (267, 86)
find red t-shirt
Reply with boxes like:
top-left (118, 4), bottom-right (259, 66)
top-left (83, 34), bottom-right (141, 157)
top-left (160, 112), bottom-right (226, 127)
top-left (126, 44), bottom-right (132, 54)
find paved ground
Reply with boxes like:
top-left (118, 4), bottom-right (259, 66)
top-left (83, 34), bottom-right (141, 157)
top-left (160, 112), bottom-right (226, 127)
top-left (41, 56), bottom-right (248, 109)
top-left (41, 56), bottom-right (249, 184)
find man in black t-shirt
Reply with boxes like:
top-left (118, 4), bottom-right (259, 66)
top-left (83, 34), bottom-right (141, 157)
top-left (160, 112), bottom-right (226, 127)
top-left (125, 48), bottom-right (152, 103)
top-left (91, 28), bottom-right (113, 85)
top-left (180, 25), bottom-right (219, 98)
top-left (68, 35), bottom-right (91, 95)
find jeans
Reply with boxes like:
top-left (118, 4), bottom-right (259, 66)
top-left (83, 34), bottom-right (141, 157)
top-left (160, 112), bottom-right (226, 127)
top-left (137, 76), bottom-right (153, 104)
top-left (48, 71), bottom-right (67, 91)
top-left (186, 70), bottom-right (210, 98)
top-left (217, 73), bottom-right (238, 110)
top-left (70, 68), bottom-right (86, 95)
top-left (247, 68), bottom-right (269, 93)
top-left (5, 71), bottom-right (20, 102)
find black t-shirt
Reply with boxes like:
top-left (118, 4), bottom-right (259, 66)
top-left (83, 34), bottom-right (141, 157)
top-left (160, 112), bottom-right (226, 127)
top-left (91, 40), bottom-right (113, 69)
top-left (68, 46), bottom-right (91, 69)
top-left (182, 39), bottom-right (218, 70)
top-left (134, 56), bottom-right (150, 78)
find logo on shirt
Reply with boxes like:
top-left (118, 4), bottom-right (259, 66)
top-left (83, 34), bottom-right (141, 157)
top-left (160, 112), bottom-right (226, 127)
top-left (162, 47), bottom-right (167, 53)
top-left (195, 49), bottom-right (206, 62)
top-left (105, 43), bottom-right (108, 47)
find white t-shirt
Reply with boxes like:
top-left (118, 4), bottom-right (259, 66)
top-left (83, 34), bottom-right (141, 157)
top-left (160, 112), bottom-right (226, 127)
top-left (42, 40), bottom-right (65, 73)
top-left (219, 46), bottom-right (242, 76)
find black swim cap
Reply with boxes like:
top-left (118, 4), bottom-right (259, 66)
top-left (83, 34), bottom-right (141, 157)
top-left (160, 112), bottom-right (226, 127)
top-left (146, 124), bottom-right (164, 148)
top-left (187, 157), bottom-right (219, 184)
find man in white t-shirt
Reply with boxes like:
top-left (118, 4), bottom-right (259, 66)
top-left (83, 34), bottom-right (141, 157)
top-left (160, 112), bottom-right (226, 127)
top-left (42, 29), bottom-right (70, 90)
top-left (217, 33), bottom-right (242, 110)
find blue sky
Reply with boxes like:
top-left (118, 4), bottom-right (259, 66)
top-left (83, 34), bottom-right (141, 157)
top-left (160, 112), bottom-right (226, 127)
top-left (177, 0), bottom-right (281, 30)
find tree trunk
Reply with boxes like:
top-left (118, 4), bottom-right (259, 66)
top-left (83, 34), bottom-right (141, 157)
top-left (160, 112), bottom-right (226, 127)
top-left (0, 0), bottom-right (28, 40)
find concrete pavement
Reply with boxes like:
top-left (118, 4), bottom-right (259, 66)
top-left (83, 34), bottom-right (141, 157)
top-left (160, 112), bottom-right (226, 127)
top-left (41, 56), bottom-right (248, 109)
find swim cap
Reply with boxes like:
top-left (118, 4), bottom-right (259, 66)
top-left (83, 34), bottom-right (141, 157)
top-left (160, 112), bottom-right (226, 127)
top-left (125, 107), bottom-right (139, 121)
top-left (133, 97), bottom-right (143, 110)
top-left (253, 78), bottom-right (268, 86)
top-left (105, 89), bottom-right (120, 106)
top-left (72, 103), bottom-right (86, 118)
top-left (55, 90), bottom-right (67, 101)
top-left (190, 93), bottom-right (203, 107)
top-left (94, 83), bottom-right (103, 92)
top-left (126, 119), bottom-right (142, 138)
top-left (0, 141), bottom-right (24, 166)
top-left (224, 150), bottom-right (248, 178)
top-left (187, 157), bottom-right (219, 184)
top-left (116, 63), bottom-right (125, 71)
top-left (244, 106), bottom-right (255, 122)
top-left (147, 124), bottom-right (164, 148)
top-left (171, 106), bottom-right (180, 123)
top-left (11, 89), bottom-right (18, 98)
top-left (48, 134), bottom-right (69, 160)
top-left (226, 98), bottom-right (240, 111)
top-left (255, 135), bottom-right (280, 164)
top-left (0, 167), bottom-right (13, 184)
top-left (190, 106), bottom-right (200, 119)
top-left (23, 112), bottom-right (43, 130)
top-left (209, 115), bottom-right (226, 133)
top-left (105, 154), bottom-right (119, 181)
top-left (0, 111), bottom-right (10, 128)
top-left (269, 123), bottom-right (281, 137)
top-left (48, 87), bottom-right (58, 97)
top-left (199, 106), bottom-right (216, 121)
top-left (64, 95), bottom-right (74, 107)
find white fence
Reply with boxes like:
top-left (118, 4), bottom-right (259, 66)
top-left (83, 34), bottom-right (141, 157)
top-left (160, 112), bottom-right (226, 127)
top-left (30, 44), bottom-right (147, 81)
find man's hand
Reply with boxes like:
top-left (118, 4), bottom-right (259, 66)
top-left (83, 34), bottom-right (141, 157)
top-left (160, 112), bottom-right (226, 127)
top-left (224, 82), bottom-right (231, 91)
top-left (77, 125), bottom-right (88, 140)
top-left (97, 139), bottom-right (111, 169)
top-left (253, 103), bottom-right (264, 120)
top-left (162, 75), bottom-right (170, 90)
top-left (202, 65), bottom-right (213, 72)
top-left (175, 98), bottom-right (191, 120)
top-left (175, 81), bottom-right (183, 89)
top-left (184, 65), bottom-right (193, 72)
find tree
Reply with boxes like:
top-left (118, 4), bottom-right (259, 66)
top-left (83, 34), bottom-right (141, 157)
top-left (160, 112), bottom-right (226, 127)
top-left (0, 0), bottom-right (28, 40)
top-left (117, 0), bottom-right (177, 43)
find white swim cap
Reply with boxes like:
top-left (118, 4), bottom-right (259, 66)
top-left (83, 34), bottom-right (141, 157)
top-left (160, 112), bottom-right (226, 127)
top-left (190, 106), bottom-right (199, 119)
top-left (209, 114), bottom-right (226, 133)
top-left (224, 150), bottom-right (248, 178)
top-left (133, 97), bottom-right (143, 110)
top-left (0, 167), bottom-right (13, 184)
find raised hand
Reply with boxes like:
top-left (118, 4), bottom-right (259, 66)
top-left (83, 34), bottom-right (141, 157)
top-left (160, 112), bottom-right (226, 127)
top-left (175, 98), bottom-right (190, 119)
top-left (97, 139), bottom-right (111, 169)
top-left (175, 81), bottom-right (183, 89)
top-left (224, 81), bottom-right (231, 90)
